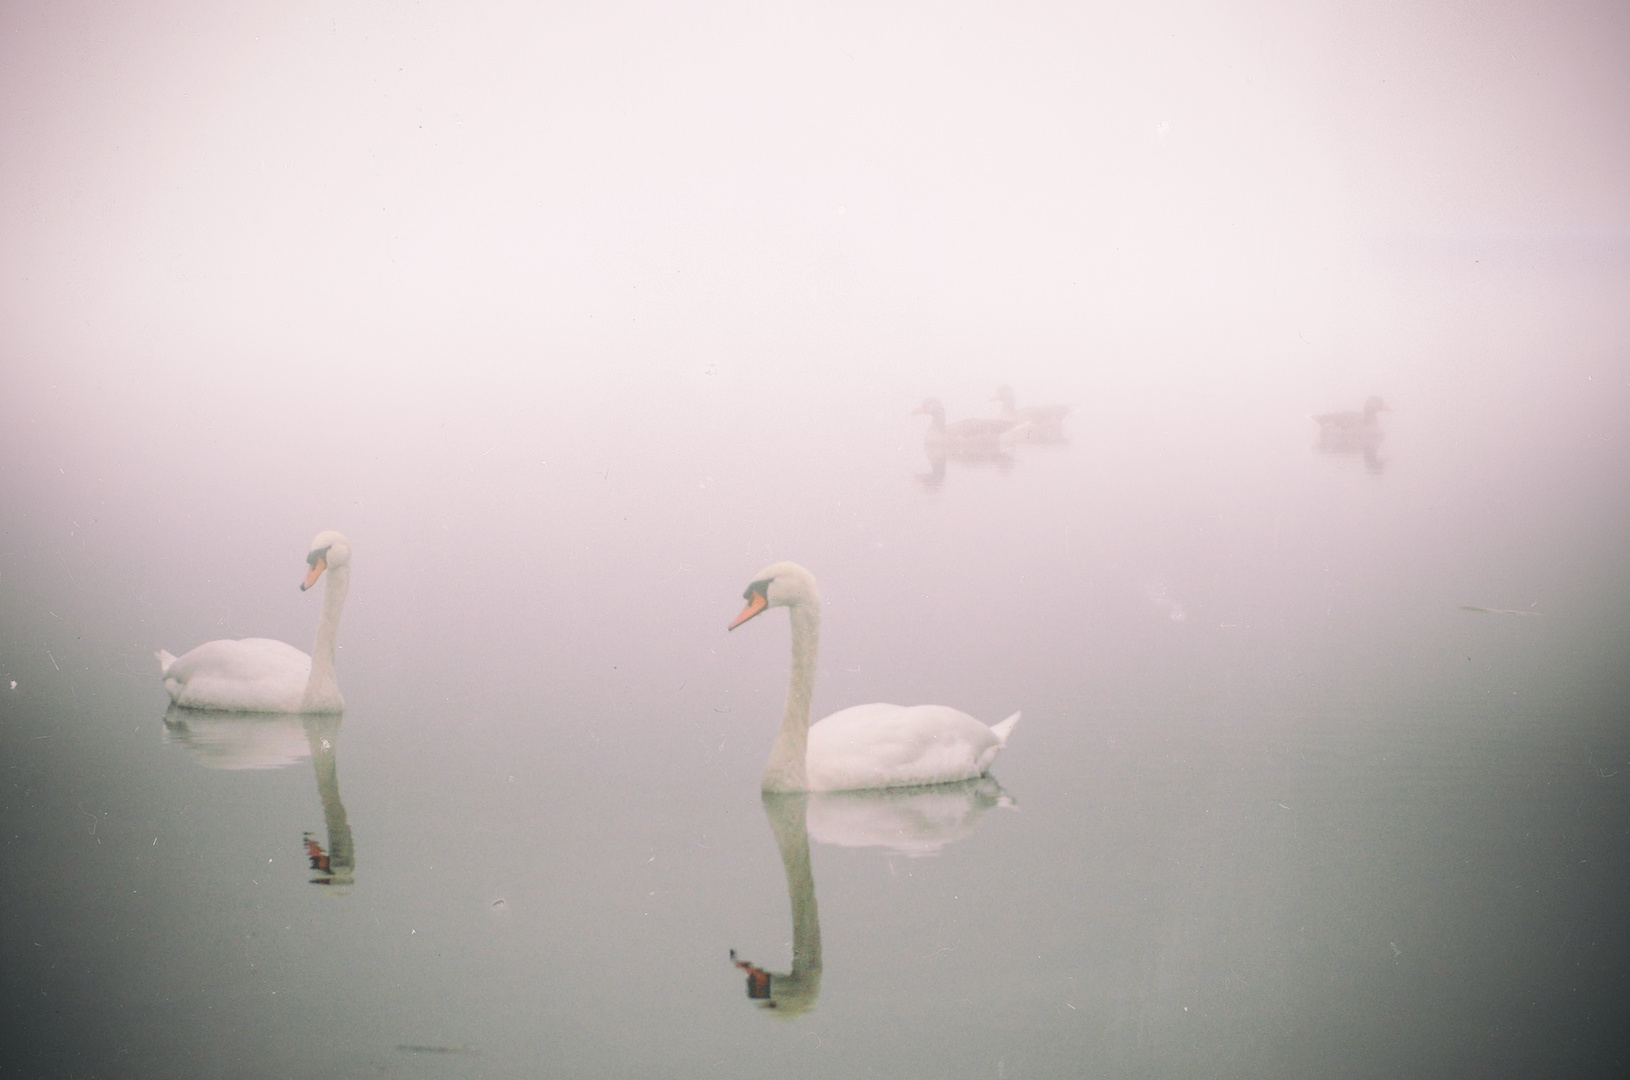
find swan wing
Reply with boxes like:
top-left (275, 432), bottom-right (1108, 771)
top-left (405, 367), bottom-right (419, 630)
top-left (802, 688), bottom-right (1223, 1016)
top-left (161, 638), bottom-right (312, 712)
top-left (805, 703), bottom-right (1008, 791)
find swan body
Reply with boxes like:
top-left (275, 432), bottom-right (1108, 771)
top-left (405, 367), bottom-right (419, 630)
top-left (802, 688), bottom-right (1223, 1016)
top-left (729, 561), bottom-right (1019, 793)
top-left (912, 398), bottom-right (1020, 448)
top-left (157, 531), bottom-right (350, 713)
top-left (804, 704), bottom-right (1018, 792)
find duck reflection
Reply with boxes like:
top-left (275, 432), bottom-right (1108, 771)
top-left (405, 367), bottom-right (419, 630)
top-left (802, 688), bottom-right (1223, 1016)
top-left (160, 704), bottom-right (355, 887)
top-left (729, 778), bottom-right (1012, 1014)
top-left (914, 443), bottom-right (1016, 490)
top-left (1312, 395), bottom-right (1389, 473)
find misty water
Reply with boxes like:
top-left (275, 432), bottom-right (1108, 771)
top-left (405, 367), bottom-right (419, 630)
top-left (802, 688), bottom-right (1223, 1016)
top-left (6, 4), bottom-right (1630, 1078)
top-left (5, 261), bottom-right (1629, 1078)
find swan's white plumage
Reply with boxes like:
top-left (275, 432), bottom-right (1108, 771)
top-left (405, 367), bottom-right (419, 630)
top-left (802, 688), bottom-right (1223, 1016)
top-left (806, 704), bottom-right (1018, 792)
top-left (157, 531), bottom-right (350, 714)
top-left (159, 638), bottom-right (315, 712)
top-left (731, 561), bottom-right (1019, 792)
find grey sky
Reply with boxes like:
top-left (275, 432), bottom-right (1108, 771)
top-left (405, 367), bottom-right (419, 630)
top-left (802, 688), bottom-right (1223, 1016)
top-left (4, 0), bottom-right (1626, 411)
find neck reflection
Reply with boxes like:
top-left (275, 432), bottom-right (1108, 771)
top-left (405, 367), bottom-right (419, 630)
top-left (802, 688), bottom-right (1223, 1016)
top-left (159, 704), bottom-right (355, 889)
top-left (730, 778), bottom-right (1013, 1015)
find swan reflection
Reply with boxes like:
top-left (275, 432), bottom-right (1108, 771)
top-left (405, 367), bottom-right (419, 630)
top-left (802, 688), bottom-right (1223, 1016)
top-left (730, 779), bottom-right (1013, 1014)
top-left (807, 775), bottom-right (1011, 857)
top-left (161, 705), bottom-right (311, 770)
top-left (160, 705), bottom-right (355, 887)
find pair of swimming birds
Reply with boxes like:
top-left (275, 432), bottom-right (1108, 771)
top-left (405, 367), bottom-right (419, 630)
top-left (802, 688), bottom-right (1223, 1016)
top-left (914, 386), bottom-right (1072, 446)
top-left (158, 537), bottom-right (1018, 793)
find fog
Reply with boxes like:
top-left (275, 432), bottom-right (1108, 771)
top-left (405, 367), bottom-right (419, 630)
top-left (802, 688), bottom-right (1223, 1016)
top-left (3, 2), bottom-right (1629, 1077)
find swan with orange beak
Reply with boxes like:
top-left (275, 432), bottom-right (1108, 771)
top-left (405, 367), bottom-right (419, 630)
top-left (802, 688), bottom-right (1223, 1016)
top-left (730, 561), bottom-right (1018, 792)
top-left (157, 531), bottom-right (352, 713)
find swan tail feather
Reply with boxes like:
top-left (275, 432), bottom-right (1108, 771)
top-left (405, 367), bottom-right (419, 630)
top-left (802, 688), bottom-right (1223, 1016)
top-left (156, 649), bottom-right (176, 677)
top-left (990, 711), bottom-right (1020, 745)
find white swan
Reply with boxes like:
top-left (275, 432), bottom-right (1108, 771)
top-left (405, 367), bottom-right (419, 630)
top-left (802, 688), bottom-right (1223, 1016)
top-left (728, 561), bottom-right (1019, 792)
top-left (156, 531), bottom-right (351, 713)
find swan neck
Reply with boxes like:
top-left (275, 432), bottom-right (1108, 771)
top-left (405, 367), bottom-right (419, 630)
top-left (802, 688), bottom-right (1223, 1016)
top-left (763, 603), bottom-right (818, 792)
top-left (304, 564), bottom-right (349, 707)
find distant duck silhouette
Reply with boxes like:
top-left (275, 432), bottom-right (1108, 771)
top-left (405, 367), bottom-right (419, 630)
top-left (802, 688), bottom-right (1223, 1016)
top-left (912, 398), bottom-right (1020, 449)
top-left (911, 399), bottom-right (1020, 489)
top-left (991, 385), bottom-right (1071, 442)
top-left (157, 531), bottom-right (351, 713)
top-left (1312, 396), bottom-right (1389, 473)
top-left (1313, 395), bottom-right (1389, 436)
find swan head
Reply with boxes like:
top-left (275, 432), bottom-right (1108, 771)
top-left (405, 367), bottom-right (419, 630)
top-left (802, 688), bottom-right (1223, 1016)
top-left (300, 531), bottom-right (352, 591)
top-left (728, 561), bottom-right (821, 630)
top-left (990, 386), bottom-right (1016, 410)
top-left (1363, 395), bottom-right (1391, 417)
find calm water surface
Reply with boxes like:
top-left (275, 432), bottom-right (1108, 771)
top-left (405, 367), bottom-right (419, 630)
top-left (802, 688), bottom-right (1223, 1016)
top-left (4, 280), bottom-right (1629, 1078)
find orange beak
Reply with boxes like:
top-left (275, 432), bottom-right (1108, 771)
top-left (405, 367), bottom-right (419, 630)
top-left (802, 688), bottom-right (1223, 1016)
top-left (301, 556), bottom-right (327, 592)
top-left (728, 590), bottom-right (768, 630)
